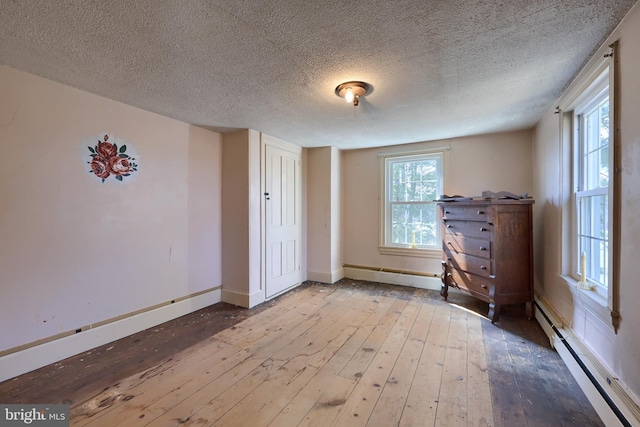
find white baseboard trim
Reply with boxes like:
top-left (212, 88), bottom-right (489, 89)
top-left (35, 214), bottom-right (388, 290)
top-left (307, 268), bottom-right (345, 284)
top-left (0, 288), bottom-right (221, 383)
top-left (535, 296), bottom-right (640, 427)
top-left (221, 288), bottom-right (264, 308)
top-left (343, 267), bottom-right (441, 290)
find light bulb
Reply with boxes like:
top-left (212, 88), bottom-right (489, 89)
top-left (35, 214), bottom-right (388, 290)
top-left (344, 87), bottom-right (354, 104)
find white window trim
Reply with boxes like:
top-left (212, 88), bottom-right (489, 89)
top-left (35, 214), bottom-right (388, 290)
top-left (572, 82), bottom-right (610, 294)
top-left (557, 41), bottom-right (620, 332)
top-left (378, 146), bottom-right (450, 258)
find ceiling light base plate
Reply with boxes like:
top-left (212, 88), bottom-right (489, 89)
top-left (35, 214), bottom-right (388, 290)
top-left (335, 81), bottom-right (370, 106)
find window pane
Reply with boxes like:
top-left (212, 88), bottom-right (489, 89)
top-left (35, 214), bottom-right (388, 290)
top-left (391, 159), bottom-right (439, 202)
top-left (578, 194), bottom-right (608, 288)
top-left (599, 146), bottom-right (609, 188)
top-left (578, 236), bottom-right (608, 288)
top-left (391, 203), bottom-right (438, 246)
top-left (585, 108), bottom-right (600, 153)
top-left (598, 102), bottom-right (609, 149)
top-left (414, 180), bottom-right (438, 201)
top-left (579, 194), bottom-right (608, 240)
top-left (583, 99), bottom-right (609, 191)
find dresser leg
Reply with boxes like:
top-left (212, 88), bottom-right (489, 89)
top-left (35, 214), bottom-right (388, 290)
top-left (440, 284), bottom-right (448, 300)
top-left (488, 303), bottom-right (500, 323)
top-left (526, 301), bottom-right (534, 320)
top-left (440, 261), bottom-right (449, 300)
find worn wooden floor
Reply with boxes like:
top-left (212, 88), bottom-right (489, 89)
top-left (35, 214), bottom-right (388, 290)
top-left (1, 280), bottom-right (603, 426)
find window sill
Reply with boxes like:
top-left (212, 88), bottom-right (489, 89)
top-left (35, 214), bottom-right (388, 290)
top-left (558, 274), bottom-right (612, 329)
top-left (562, 275), bottom-right (608, 304)
top-left (378, 246), bottom-right (442, 258)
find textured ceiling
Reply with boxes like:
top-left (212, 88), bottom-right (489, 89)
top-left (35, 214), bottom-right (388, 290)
top-left (0, 1), bottom-right (636, 149)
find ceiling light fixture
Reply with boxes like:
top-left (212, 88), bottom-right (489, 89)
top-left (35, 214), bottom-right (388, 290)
top-left (335, 81), bottom-right (369, 106)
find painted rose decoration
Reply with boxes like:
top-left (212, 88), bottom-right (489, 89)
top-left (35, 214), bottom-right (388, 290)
top-left (86, 134), bottom-right (139, 182)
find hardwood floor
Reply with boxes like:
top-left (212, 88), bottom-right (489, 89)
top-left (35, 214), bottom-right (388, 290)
top-left (0, 280), bottom-right (603, 426)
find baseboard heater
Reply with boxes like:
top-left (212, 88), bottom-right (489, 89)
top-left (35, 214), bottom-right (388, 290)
top-left (535, 300), bottom-right (632, 427)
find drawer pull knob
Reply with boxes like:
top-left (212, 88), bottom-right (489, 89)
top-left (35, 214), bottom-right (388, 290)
top-left (481, 265), bottom-right (487, 270)
top-left (480, 246), bottom-right (487, 251)
top-left (445, 210), bottom-right (450, 214)
top-left (447, 224), bottom-right (453, 228)
top-left (477, 210), bottom-right (484, 215)
top-left (481, 285), bottom-right (487, 289)
top-left (480, 227), bottom-right (487, 231)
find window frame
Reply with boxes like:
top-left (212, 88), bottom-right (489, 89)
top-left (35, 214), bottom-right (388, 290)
top-left (378, 148), bottom-right (448, 258)
top-left (572, 80), bottom-right (611, 296)
top-left (558, 41), bottom-right (620, 332)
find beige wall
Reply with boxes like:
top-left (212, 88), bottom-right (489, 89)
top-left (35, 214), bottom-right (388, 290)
top-left (221, 131), bottom-right (251, 297)
top-left (342, 130), bottom-right (533, 275)
top-left (307, 147), bottom-right (332, 279)
top-left (533, 3), bottom-right (640, 402)
top-left (220, 129), bottom-right (264, 307)
top-left (0, 65), bottom-right (222, 353)
top-left (307, 146), bottom-right (343, 283)
top-left (331, 146), bottom-right (342, 276)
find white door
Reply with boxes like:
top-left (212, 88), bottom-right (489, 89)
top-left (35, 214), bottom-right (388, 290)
top-left (265, 144), bottom-right (301, 298)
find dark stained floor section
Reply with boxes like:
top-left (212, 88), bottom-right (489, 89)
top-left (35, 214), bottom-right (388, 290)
top-left (446, 290), bottom-right (603, 427)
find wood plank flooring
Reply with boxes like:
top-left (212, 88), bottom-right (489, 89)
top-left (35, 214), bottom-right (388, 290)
top-left (0, 280), bottom-right (603, 426)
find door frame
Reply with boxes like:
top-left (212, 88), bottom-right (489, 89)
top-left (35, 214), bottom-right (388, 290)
top-left (261, 133), bottom-right (302, 300)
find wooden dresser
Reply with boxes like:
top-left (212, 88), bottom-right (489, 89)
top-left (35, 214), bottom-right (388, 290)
top-left (438, 198), bottom-right (534, 322)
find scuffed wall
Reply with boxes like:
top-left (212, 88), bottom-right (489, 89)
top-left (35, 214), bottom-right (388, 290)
top-left (0, 65), bottom-right (222, 353)
top-left (533, 3), bottom-right (640, 404)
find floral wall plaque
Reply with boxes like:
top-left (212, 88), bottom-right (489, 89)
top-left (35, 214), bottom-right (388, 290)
top-left (84, 133), bottom-right (139, 183)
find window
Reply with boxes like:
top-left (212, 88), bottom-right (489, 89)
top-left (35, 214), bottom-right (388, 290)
top-left (559, 41), bottom-right (620, 331)
top-left (575, 87), bottom-right (610, 292)
top-left (380, 151), bottom-right (445, 256)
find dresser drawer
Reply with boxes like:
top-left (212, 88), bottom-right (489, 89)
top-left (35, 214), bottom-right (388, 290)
top-left (443, 220), bottom-right (493, 240)
top-left (444, 247), bottom-right (492, 278)
top-left (444, 235), bottom-right (491, 259)
top-left (446, 267), bottom-right (492, 297)
top-left (441, 205), bottom-right (489, 222)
